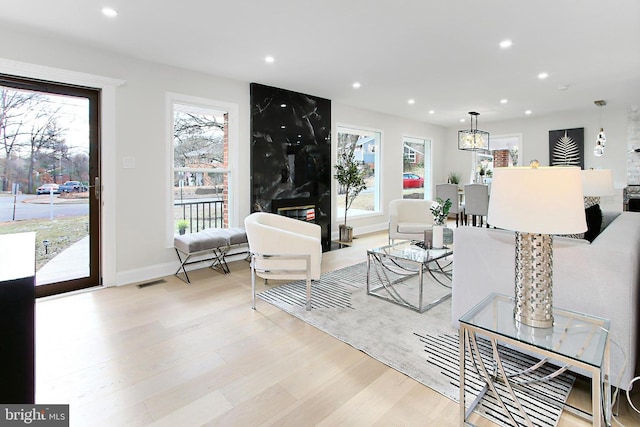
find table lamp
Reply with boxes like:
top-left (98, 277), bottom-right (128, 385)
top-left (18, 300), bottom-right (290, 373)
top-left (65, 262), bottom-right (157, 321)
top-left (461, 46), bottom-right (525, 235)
top-left (487, 164), bottom-right (587, 328)
top-left (581, 169), bottom-right (614, 207)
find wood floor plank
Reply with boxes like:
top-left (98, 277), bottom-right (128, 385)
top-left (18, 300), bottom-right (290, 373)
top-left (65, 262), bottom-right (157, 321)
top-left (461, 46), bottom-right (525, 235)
top-left (34, 229), bottom-right (636, 426)
top-left (146, 390), bottom-right (233, 426)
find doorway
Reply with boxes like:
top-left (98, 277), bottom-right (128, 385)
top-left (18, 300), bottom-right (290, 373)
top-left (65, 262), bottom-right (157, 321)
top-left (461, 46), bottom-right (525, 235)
top-left (0, 74), bottom-right (100, 297)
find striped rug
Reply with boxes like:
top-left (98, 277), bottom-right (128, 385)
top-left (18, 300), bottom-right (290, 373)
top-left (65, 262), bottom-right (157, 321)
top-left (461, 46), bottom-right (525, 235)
top-left (258, 261), bottom-right (575, 427)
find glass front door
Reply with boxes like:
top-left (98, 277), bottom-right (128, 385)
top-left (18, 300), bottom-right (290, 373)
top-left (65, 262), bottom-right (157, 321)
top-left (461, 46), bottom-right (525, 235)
top-left (0, 74), bottom-right (101, 297)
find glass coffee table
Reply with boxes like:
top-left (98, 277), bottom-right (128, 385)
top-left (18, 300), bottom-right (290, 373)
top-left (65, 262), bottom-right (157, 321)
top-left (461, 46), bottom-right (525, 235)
top-left (366, 240), bottom-right (453, 313)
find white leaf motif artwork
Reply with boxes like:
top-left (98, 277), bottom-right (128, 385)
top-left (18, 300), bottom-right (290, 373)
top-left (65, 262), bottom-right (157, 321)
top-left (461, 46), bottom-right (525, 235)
top-left (552, 130), bottom-right (581, 166)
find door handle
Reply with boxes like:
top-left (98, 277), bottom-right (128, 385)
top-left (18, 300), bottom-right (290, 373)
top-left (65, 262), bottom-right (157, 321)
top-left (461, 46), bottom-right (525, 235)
top-left (94, 177), bottom-right (100, 200)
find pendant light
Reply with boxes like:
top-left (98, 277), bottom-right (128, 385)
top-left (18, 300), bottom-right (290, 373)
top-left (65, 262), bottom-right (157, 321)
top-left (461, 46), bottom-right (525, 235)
top-left (594, 100), bottom-right (606, 157)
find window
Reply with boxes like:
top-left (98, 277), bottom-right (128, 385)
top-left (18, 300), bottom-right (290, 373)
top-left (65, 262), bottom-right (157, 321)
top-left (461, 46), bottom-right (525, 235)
top-left (472, 134), bottom-right (521, 183)
top-left (167, 94), bottom-right (237, 241)
top-left (402, 136), bottom-right (431, 200)
top-left (490, 135), bottom-right (521, 166)
top-left (336, 124), bottom-right (381, 218)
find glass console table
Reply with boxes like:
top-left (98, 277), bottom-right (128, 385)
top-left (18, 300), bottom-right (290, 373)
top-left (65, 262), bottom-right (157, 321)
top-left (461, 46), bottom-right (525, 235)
top-left (459, 293), bottom-right (611, 427)
top-left (366, 241), bottom-right (452, 313)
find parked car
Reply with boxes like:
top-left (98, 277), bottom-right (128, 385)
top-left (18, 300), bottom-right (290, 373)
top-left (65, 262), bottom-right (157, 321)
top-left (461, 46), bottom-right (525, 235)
top-left (36, 183), bottom-right (60, 194)
top-left (59, 180), bottom-right (88, 192)
top-left (402, 173), bottom-right (424, 188)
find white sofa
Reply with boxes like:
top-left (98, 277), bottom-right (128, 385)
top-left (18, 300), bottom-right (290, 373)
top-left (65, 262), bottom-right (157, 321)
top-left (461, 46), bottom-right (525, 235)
top-left (388, 199), bottom-right (435, 244)
top-left (451, 211), bottom-right (640, 390)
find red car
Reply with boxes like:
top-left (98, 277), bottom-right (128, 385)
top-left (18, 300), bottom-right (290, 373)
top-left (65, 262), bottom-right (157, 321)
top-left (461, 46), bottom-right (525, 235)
top-left (403, 173), bottom-right (424, 188)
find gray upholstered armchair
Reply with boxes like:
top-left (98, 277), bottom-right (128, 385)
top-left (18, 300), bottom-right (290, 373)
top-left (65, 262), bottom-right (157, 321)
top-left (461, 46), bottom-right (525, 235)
top-left (245, 212), bottom-right (322, 310)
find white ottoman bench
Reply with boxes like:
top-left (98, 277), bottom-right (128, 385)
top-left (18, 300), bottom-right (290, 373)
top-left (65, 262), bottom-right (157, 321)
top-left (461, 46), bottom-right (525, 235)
top-left (174, 227), bottom-right (248, 283)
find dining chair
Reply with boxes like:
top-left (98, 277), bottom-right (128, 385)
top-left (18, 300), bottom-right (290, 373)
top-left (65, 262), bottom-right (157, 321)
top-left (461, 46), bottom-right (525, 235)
top-left (463, 184), bottom-right (489, 227)
top-left (435, 183), bottom-right (464, 226)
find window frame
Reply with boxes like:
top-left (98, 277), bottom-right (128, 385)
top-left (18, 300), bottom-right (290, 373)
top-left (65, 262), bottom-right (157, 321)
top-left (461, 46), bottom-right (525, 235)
top-left (335, 123), bottom-right (383, 220)
top-left (165, 93), bottom-right (239, 247)
top-left (402, 135), bottom-right (432, 200)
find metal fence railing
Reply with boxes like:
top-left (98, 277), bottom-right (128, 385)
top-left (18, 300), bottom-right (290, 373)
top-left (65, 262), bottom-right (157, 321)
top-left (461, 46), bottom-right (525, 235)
top-left (174, 199), bottom-right (224, 232)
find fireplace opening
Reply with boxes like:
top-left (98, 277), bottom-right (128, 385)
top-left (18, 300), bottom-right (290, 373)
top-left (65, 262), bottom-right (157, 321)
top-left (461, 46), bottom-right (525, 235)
top-left (270, 197), bottom-right (337, 251)
top-left (276, 204), bottom-right (316, 222)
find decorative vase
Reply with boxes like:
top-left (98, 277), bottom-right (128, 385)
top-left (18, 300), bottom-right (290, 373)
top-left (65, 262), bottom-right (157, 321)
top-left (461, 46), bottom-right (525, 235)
top-left (432, 225), bottom-right (444, 248)
top-left (339, 224), bottom-right (353, 242)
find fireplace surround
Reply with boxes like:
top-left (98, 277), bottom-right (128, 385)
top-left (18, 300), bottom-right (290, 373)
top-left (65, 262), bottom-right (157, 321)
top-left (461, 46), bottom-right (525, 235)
top-left (250, 83), bottom-right (332, 250)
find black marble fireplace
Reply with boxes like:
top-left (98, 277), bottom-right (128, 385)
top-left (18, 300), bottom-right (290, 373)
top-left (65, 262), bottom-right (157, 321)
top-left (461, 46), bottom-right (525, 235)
top-left (250, 83), bottom-right (332, 250)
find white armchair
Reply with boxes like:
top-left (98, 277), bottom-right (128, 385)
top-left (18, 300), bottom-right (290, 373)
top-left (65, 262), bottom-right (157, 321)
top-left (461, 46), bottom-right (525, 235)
top-left (388, 199), bottom-right (435, 244)
top-left (244, 212), bottom-right (322, 310)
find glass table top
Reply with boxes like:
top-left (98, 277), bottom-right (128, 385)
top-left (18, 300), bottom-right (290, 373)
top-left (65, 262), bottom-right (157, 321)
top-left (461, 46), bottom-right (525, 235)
top-left (367, 240), bottom-right (452, 264)
top-left (460, 293), bottom-right (610, 368)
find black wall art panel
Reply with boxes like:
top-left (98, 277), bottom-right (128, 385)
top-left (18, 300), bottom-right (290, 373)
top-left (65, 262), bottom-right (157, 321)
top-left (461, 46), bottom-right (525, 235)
top-left (250, 83), bottom-right (332, 249)
top-left (549, 127), bottom-right (584, 169)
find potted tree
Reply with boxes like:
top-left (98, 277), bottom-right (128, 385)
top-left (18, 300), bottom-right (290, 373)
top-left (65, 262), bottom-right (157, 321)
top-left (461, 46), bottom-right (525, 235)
top-left (334, 146), bottom-right (367, 242)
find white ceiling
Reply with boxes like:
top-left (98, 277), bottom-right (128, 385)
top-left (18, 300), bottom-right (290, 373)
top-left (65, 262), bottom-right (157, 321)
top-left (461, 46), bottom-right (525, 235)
top-left (2, 0), bottom-right (639, 126)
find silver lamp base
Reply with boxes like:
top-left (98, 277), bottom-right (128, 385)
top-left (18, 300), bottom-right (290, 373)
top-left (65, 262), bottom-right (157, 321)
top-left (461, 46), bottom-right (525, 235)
top-left (514, 232), bottom-right (554, 328)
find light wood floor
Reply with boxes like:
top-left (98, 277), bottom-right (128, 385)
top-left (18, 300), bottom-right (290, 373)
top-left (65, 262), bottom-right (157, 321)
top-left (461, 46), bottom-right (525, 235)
top-left (35, 231), bottom-right (640, 426)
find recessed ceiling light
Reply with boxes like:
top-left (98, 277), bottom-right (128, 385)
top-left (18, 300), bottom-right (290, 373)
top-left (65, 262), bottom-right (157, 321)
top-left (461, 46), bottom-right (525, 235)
top-left (525, 110), bottom-right (533, 115)
top-left (460, 118), bottom-right (466, 123)
top-left (280, 125), bottom-right (286, 129)
top-left (408, 99), bottom-right (415, 105)
top-left (280, 103), bottom-right (287, 108)
top-left (265, 56), bottom-right (275, 63)
top-left (101, 7), bottom-right (118, 17)
top-left (499, 39), bottom-right (512, 49)
top-left (428, 110), bottom-right (435, 115)
top-left (537, 72), bottom-right (549, 80)
top-left (352, 82), bottom-right (361, 89)
top-left (500, 99), bottom-right (508, 104)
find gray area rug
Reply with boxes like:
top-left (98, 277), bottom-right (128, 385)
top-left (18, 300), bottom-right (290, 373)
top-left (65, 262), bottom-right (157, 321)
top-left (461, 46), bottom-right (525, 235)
top-left (258, 261), bottom-right (575, 427)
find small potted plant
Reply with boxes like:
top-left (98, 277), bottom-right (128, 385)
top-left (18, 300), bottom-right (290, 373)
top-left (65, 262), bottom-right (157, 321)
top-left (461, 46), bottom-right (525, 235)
top-left (430, 197), bottom-right (452, 248)
top-left (177, 219), bottom-right (189, 235)
top-left (334, 146), bottom-right (367, 242)
top-left (447, 172), bottom-right (461, 186)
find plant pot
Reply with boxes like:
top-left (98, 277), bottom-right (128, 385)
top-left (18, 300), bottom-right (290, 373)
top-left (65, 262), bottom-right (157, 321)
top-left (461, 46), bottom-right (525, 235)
top-left (432, 225), bottom-right (444, 248)
top-left (339, 224), bottom-right (353, 242)
top-left (179, 229), bottom-right (186, 235)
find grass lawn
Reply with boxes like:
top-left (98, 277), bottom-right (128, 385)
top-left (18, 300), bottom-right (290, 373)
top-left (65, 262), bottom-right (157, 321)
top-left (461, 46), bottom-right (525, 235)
top-left (0, 216), bottom-right (88, 271)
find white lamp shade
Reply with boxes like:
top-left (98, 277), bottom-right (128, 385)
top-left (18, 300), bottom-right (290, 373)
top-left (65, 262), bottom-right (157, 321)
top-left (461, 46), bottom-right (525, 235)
top-left (581, 169), bottom-right (614, 196)
top-left (488, 166), bottom-right (587, 235)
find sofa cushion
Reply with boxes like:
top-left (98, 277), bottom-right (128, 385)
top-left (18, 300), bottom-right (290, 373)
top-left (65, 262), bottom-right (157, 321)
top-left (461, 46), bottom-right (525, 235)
top-left (584, 203), bottom-right (603, 242)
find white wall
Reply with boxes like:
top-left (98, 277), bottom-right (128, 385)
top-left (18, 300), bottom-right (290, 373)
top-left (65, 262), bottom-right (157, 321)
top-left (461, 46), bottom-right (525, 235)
top-left (332, 103), bottom-right (447, 237)
top-left (0, 24), bottom-right (446, 286)
top-left (445, 108), bottom-right (630, 186)
top-left (8, 24), bottom-right (624, 286)
top-left (0, 24), bottom-right (251, 285)
top-left (444, 107), bottom-right (630, 211)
